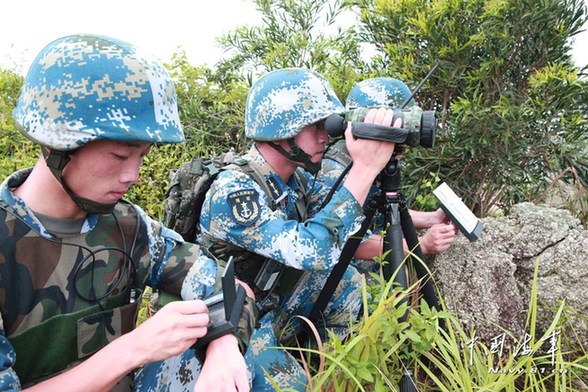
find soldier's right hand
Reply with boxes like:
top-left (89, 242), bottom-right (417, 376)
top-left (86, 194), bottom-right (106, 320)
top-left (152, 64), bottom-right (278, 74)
top-left (345, 107), bottom-right (398, 176)
top-left (131, 300), bottom-right (209, 363)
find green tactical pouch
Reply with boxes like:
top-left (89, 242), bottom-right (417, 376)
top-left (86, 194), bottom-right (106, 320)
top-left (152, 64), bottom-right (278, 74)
top-left (9, 290), bottom-right (141, 388)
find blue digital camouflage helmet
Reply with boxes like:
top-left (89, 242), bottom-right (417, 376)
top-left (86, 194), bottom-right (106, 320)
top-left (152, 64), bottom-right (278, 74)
top-left (345, 77), bottom-right (414, 110)
top-left (12, 34), bottom-right (184, 213)
top-left (245, 68), bottom-right (344, 173)
top-left (245, 68), bottom-right (344, 141)
top-left (13, 34), bottom-right (184, 150)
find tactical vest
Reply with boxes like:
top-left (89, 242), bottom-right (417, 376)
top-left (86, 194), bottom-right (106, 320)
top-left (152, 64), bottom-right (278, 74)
top-left (0, 200), bottom-right (152, 389)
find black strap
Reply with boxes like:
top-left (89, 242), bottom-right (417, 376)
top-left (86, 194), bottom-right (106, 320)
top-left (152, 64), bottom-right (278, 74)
top-left (308, 200), bottom-right (377, 324)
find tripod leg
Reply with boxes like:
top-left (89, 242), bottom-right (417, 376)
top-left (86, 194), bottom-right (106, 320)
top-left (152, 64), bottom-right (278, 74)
top-left (383, 201), bottom-right (407, 285)
top-left (383, 195), bottom-right (417, 392)
top-left (399, 205), bottom-right (442, 315)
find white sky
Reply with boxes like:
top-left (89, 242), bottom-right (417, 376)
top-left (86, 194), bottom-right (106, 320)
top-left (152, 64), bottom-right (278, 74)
top-left (1, 0), bottom-right (587, 75)
top-left (0, 0), bottom-right (263, 74)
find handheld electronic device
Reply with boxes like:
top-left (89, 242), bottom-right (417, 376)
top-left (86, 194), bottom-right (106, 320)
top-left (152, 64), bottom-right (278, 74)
top-left (193, 257), bottom-right (247, 347)
top-left (433, 182), bottom-right (483, 241)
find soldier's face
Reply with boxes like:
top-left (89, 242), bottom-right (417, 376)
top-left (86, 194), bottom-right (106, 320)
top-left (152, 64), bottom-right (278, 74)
top-left (62, 140), bottom-right (152, 204)
top-left (294, 119), bottom-right (329, 163)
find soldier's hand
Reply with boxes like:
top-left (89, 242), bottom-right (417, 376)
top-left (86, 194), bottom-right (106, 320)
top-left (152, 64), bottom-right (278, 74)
top-left (345, 107), bottom-right (397, 176)
top-left (343, 107), bottom-right (399, 206)
top-left (195, 334), bottom-right (250, 391)
top-left (132, 300), bottom-right (209, 363)
top-left (433, 207), bottom-right (451, 225)
top-left (419, 223), bottom-right (458, 254)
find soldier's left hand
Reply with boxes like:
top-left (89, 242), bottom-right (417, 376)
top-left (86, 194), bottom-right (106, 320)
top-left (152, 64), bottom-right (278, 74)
top-left (419, 223), bottom-right (458, 254)
top-left (194, 334), bottom-right (250, 391)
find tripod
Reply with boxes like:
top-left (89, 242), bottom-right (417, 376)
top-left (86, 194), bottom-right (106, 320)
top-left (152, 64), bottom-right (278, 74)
top-left (378, 154), bottom-right (442, 391)
top-left (308, 153), bottom-right (441, 392)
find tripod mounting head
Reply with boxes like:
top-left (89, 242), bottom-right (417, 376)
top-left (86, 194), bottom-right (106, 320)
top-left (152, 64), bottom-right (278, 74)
top-left (378, 154), bottom-right (403, 193)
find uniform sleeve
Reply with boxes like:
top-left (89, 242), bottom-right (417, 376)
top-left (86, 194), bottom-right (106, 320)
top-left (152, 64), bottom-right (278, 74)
top-left (307, 157), bottom-right (348, 217)
top-left (201, 169), bottom-right (365, 271)
top-left (140, 208), bottom-right (257, 355)
top-left (179, 253), bottom-right (257, 355)
top-left (0, 320), bottom-right (22, 391)
top-left (142, 210), bottom-right (200, 296)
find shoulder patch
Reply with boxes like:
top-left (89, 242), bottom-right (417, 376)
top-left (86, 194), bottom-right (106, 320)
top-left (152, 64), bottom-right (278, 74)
top-left (227, 189), bottom-right (261, 226)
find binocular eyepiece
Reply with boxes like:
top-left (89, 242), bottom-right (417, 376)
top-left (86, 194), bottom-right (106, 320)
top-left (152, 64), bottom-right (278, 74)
top-left (325, 106), bottom-right (437, 148)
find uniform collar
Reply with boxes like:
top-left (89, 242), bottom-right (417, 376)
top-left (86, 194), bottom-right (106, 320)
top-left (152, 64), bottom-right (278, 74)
top-left (1, 169), bottom-right (98, 236)
top-left (244, 145), bottom-right (302, 205)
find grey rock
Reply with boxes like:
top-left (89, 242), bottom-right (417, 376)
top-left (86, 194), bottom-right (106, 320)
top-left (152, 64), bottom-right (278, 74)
top-left (430, 202), bottom-right (588, 353)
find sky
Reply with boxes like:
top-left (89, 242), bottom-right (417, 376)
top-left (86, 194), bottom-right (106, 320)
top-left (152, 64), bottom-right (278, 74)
top-left (0, 0), bottom-right (263, 74)
top-left (1, 0), bottom-right (587, 75)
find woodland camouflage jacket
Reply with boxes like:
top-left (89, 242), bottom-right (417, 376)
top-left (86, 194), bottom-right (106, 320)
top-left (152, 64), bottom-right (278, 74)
top-left (0, 169), bottom-right (256, 389)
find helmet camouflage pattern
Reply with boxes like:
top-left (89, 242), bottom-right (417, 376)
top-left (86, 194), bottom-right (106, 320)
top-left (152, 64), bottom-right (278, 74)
top-left (345, 77), bottom-right (414, 110)
top-left (245, 68), bottom-right (344, 141)
top-left (13, 34), bottom-right (184, 151)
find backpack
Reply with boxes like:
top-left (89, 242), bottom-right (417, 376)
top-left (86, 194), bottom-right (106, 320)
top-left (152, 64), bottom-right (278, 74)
top-left (162, 152), bottom-right (271, 241)
top-left (162, 152), bottom-right (308, 242)
top-left (163, 151), bottom-right (312, 301)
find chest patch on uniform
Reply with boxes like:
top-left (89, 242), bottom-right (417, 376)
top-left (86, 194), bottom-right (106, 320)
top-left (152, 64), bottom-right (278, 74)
top-left (227, 189), bottom-right (261, 226)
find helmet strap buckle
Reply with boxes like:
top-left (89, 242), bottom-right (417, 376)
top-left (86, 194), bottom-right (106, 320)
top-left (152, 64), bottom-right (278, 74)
top-left (268, 139), bottom-right (320, 175)
top-left (42, 147), bottom-right (72, 172)
top-left (41, 147), bottom-right (116, 214)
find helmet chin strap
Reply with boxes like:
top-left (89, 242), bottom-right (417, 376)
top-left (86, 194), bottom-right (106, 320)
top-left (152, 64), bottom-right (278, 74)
top-left (268, 138), bottom-right (321, 174)
top-left (42, 147), bottom-right (117, 214)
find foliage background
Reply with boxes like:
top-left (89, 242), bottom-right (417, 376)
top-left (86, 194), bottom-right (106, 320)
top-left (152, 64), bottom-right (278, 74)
top-left (2, 0), bottom-right (585, 224)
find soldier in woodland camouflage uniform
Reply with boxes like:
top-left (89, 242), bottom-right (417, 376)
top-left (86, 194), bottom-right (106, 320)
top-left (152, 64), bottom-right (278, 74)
top-left (198, 68), bottom-right (397, 390)
top-left (310, 77), bottom-right (458, 272)
top-left (0, 34), bottom-right (256, 391)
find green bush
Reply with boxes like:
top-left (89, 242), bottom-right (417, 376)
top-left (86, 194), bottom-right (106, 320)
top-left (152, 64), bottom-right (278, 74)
top-left (352, 0), bottom-right (588, 224)
top-left (0, 69), bottom-right (37, 178)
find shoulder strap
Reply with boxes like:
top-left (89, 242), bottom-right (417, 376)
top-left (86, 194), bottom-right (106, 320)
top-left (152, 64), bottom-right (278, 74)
top-left (229, 158), bottom-right (279, 211)
top-left (293, 168), bottom-right (308, 221)
top-left (324, 139), bottom-right (352, 167)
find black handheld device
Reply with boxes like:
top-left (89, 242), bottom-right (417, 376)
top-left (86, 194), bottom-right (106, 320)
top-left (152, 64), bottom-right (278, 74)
top-left (193, 257), bottom-right (247, 347)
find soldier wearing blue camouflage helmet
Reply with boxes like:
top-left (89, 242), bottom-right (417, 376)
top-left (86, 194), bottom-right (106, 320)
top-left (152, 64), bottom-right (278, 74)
top-left (345, 76), bottom-right (415, 110)
top-left (311, 76), bottom-right (457, 273)
top-left (199, 68), bottom-right (397, 390)
top-left (1, 34), bottom-right (256, 391)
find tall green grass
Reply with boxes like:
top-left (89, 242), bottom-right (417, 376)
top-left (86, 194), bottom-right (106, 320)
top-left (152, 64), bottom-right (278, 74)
top-left (272, 258), bottom-right (588, 391)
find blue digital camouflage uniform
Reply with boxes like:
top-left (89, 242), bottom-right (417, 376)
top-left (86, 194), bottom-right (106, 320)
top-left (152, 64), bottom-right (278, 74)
top-left (309, 138), bottom-right (383, 274)
top-left (200, 68), bottom-right (375, 391)
top-left (200, 146), bottom-right (366, 390)
top-left (1, 34), bottom-right (256, 391)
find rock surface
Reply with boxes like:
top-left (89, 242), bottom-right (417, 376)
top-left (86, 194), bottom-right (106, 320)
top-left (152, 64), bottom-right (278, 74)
top-left (430, 202), bottom-right (588, 352)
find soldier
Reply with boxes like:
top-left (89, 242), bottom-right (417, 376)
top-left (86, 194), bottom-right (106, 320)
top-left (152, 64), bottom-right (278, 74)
top-left (198, 68), bottom-right (397, 390)
top-left (311, 76), bottom-right (458, 268)
top-left (0, 34), bottom-right (256, 391)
